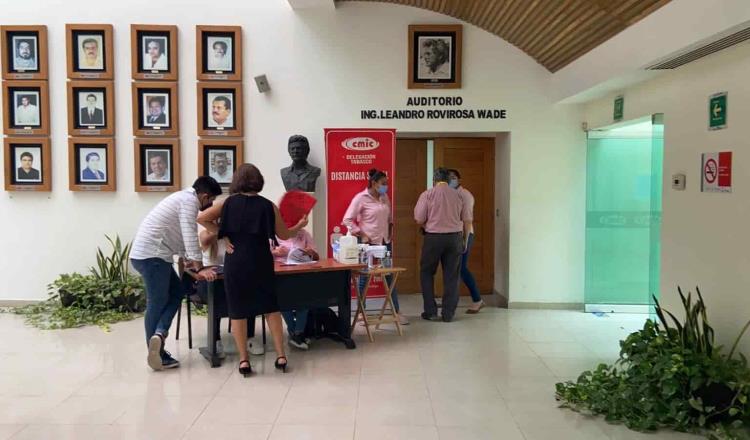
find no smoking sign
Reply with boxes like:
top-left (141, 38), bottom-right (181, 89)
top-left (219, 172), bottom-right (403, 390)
top-left (701, 152), bottom-right (732, 193)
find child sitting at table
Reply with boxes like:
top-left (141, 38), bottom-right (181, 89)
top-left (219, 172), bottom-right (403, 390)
top-left (272, 229), bottom-right (318, 350)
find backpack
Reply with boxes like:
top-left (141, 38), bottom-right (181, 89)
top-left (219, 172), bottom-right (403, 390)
top-left (304, 307), bottom-right (340, 338)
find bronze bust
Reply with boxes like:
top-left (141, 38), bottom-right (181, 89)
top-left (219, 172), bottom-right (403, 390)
top-left (280, 135), bottom-right (321, 192)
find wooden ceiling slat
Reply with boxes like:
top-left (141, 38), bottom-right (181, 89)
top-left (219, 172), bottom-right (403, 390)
top-left (496, 0), bottom-right (527, 39)
top-left (536, 7), bottom-right (603, 63)
top-left (508, 0), bottom-right (546, 45)
top-left (548, 18), bottom-right (625, 71)
top-left (542, 13), bottom-right (617, 68)
top-left (505, 0), bottom-right (541, 44)
top-left (476, 0), bottom-right (505, 31)
top-left (625, 0), bottom-right (671, 25)
top-left (526, 0), bottom-right (583, 55)
top-left (514, 0), bottom-right (569, 49)
top-left (487, 0), bottom-right (514, 36)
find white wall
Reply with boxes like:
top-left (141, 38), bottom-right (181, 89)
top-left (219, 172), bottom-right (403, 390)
top-left (584, 41), bottom-right (750, 354)
top-left (0, 0), bottom-right (584, 305)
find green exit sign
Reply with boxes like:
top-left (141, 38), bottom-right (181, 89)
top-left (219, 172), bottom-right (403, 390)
top-left (613, 95), bottom-right (624, 121)
top-left (709, 92), bottom-right (727, 130)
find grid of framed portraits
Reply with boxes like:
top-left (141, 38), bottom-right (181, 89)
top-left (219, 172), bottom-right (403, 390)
top-left (198, 139), bottom-right (243, 187)
top-left (68, 137), bottom-right (116, 191)
top-left (196, 26), bottom-right (242, 81)
top-left (132, 82), bottom-right (179, 137)
top-left (134, 138), bottom-right (180, 192)
top-left (197, 82), bottom-right (243, 137)
top-left (1, 26), bottom-right (48, 80)
top-left (131, 25), bottom-right (178, 81)
top-left (2, 80), bottom-right (49, 136)
top-left (67, 80), bottom-right (115, 136)
top-left (4, 137), bottom-right (51, 191)
top-left (408, 24), bottom-right (462, 89)
top-left (66, 24), bottom-right (114, 80)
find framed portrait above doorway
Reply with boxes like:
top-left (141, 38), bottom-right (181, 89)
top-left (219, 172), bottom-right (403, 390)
top-left (408, 24), bottom-right (462, 89)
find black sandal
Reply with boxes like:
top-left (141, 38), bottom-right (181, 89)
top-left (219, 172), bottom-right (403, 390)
top-left (274, 356), bottom-right (288, 373)
top-left (238, 359), bottom-right (252, 377)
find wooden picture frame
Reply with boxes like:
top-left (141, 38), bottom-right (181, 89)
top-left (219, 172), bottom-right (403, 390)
top-left (68, 137), bottom-right (116, 192)
top-left (197, 82), bottom-right (243, 137)
top-left (1, 25), bottom-right (48, 80)
top-left (67, 80), bottom-right (115, 136)
top-left (131, 24), bottom-right (178, 81)
top-left (134, 138), bottom-right (180, 192)
top-left (196, 25), bottom-right (242, 81)
top-left (4, 137), bottom-right (51, 191)
top-left (408, 24), bottom-right (462, 89)
top-left (132, 81), bottom-right (179, 137)
top-left (65, 24), bottom-right (114, 79)
top-left (2, 80), bottom-right (50, 136)
top-left (198, 139), bottom-right (244, 187)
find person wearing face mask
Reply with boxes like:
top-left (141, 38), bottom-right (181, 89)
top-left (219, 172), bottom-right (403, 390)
top-left (343, 169), bottom-right (408, 325)
top-left (448, 169), bottom-right (484, 313)
top-left (130, 176), bottom-right (222, 371)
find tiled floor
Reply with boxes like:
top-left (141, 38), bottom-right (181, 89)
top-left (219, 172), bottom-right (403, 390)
top-left (0, 296), bottom-right (701, 439)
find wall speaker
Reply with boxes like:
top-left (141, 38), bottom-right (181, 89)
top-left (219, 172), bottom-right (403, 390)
top-left (254, 75), bottom-right (271, 93)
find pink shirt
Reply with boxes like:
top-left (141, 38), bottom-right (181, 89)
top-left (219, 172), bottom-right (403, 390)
top-left (342, 189), bottom-right (392, 244)
top-left (273, 229), bottom-right (315, 262)
top-left (414, 182), bottom-right (471, 233)
top-left (458, 186), bottom-right (475, 234)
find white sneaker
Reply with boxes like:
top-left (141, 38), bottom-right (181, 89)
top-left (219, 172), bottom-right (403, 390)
top-left (248, 337), bottom-right (265, 356)
top-left (398, 314), bottom-right (410, 326)
top-left (147, 333), bottom-right (164, 371)
top-left (216, 340), bottom-right (226, 359)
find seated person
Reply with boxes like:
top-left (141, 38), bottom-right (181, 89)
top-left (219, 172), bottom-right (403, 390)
top-left (272, 228), bottom-right (318, 350)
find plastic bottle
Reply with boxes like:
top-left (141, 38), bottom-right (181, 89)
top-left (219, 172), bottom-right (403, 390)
top-left (383, 251), bottom-right (392, 268)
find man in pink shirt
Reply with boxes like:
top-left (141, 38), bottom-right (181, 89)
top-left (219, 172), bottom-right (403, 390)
top-left (414, 167), bottom-right (472, 322)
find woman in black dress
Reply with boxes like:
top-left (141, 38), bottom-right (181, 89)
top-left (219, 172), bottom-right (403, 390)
top-left (198, 164), bottom-right (308, 376)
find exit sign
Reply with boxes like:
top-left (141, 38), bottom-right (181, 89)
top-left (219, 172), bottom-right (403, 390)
top-left (613, 95), bottom-right (624, 121)
top-left (709, 92), bottom-right (727, 130)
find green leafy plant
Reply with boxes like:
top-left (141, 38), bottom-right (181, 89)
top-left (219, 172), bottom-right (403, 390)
top-left (556, 287), bottom-right (750, 439)
top-left (11, 235), bottom-right (145, 331)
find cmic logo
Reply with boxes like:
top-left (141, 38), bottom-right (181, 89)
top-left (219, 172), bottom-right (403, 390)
top-left (342, 137), bottom-right (380, 151)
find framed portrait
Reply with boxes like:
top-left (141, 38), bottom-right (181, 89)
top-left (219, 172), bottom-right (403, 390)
top-left (4, 137), bottom-right (51, 191)
top-left (2, 80), bottom-right (50, 136)
top-left (134, 139), bottom-right (180, 192)
top-left (198, 139), bottom-right (244, 187)
top-left (66, 24), bottom-right (114, 79)
top-left (68, 137), bottom-right (116, 192)
top-left (196, 25), bottom-right (242, 81)
top-left (131, 82), bottom-right (179, 137)
top-left (408, 24), bottom-right (462, 89)
top-left (197, 82), bottom-right (243, 137)
top-left (131, 24), bottom-right (178, 80)
top-left (67, 80), bottom-right (115, 136)
top-left (1, 26), bottom-right (48, 80)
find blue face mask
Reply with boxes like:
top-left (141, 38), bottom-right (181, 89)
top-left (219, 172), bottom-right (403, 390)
top-left (448, 179), bottom-right (459, 189)
top-left (377, 185), bottom-right (388, 195)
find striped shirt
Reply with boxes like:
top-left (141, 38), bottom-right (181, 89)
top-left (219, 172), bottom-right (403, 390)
top-left (130, 188), bottom-right (203, 263)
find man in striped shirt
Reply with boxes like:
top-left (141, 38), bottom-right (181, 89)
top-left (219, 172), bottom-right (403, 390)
top-left (131, 176), bottom-right (222, 371)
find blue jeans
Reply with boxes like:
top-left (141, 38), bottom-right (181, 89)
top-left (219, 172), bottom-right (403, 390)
top-left (461, 233), bottom-right (481, 302)
top-left (282, 310), bottom-right (309, 336)
top-left (131, 258), bottom-right (183, 347)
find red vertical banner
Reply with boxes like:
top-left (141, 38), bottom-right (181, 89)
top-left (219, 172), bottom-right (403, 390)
top-left (325, 128), bottom-right (396, 298)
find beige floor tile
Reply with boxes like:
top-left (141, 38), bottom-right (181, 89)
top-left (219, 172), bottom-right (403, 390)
top-left (437, 424), bottom-right (526, 440)
top-left (528, 341), bottom-right (595, 358)
top-left (355, 424), bottom-right (439, 440)
top-left (284, 375), bottom-right (359, 406)
top-left (37, 396), bottom-right (134, 425)
top-left (0, 424), bottom-right (24, 440)
top-left (430, 396), bottom-right (515, 428)
top-left (268, 424), bottom-right (354, 440)
top-left (358, 374), bottom-right (429, 401)
top-left (276, 403), bottom-right (356, 425)
top-left (181, 424), bottom-right (272, 440)
top-left (0, 395), bottom-right (70, 424)
top-left (194, 396), bottom-right (284, 425)
top-left (114, 395), bottom-right (212, 426)
top-left (10, 425), bottom-right (120, 440)
top-left (356, 398), bottom-right (435, 426)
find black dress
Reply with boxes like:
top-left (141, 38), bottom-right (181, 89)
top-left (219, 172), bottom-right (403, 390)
top-left (218, 194), bottom-right (278, 319)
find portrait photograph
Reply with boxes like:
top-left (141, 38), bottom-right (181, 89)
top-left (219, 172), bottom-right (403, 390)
top-left (142, 93), bottom-right (169, 128)
top-left (408, 24), bottom-right (462, 89)
top-left (3, 80), bottom-right (49, 135)
top-left (132, 82), bottom-right (178, 137)
top-left (2, 26), bottom-right (48, 79)
top-left (78, 91), bottom-right (105, 126)
top-left (134, 139), bottom-right (181, 192)
top-left (67, 81), bottom-right (115, 136)
top-left (199, 140), bottom-right (243, 188)
top-left (4, 137), bottom-right (51, 191)
top-left (68, 138), bottom-right (115, 191)
top-left (197, 82), bottom-right (243, 137)
top-left (145, 149), bottom-right (171, 183)
top-left (196, 26), bottom-right (242, 81)
top-left (131, 25), bottom-right (177, 80)
top-left (66, 24), bottom-right (113, 79)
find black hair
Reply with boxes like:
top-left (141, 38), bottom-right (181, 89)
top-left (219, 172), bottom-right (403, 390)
top-left (85, 152), bottom-right (100, 162)
top-left (86, 94), bottom-right (97, 101)
top-left (367, 168), bottom-right (387, 188)
top-left (433, 167), bottom-right (450, 183)
top-left (20, 152), bottom-right (33, 161)
top-left (212, 95), bottom-right (232, 111)
top-left (193, 176), bottom-right (222, 197)
top-left (81, 38), bottom-right (98, 49)
top-left (212, 41), bottom-right (228, 51)
top-left (148, 96), bottom-right (165, 107)
top-left (288, 134), bottom-right (310, 151)
top-left (447, 168), bottom-right (461, 179)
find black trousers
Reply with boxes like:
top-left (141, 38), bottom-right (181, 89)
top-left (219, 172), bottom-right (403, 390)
top-left (419, 232), bottom-right (463, 319)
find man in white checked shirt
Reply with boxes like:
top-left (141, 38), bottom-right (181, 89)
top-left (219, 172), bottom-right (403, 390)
top-left (130, 177), bottom-right (222, 371)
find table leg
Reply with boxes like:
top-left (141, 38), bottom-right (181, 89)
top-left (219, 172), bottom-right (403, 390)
top-left (354, 273), bottom-right (374, 342)
top-left (333, 271), bottom-right (356, 349)
top-left (199, 280), bottom-right (222, 367)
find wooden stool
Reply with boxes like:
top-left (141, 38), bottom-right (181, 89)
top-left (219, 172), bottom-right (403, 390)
top-left (352, 267), bottom-right (406, 342)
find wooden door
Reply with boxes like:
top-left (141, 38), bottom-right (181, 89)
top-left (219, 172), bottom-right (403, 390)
top-left (393, 139), bottom-right (427, 294)
top-left (434, 138), bottom-right (495, 295)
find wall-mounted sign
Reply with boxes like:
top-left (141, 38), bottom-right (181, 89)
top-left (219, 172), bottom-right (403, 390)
top-left (360, 96), bottom-right (506, 120)
top-left (708, 92), bottom-right (727, 130)
top-left (613, 95), bottom-right (624, 121)
top-left (701, 151), bottom-right (732, 193)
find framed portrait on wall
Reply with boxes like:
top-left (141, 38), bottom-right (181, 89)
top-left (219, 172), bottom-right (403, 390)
top-left (196, 25), bottom-right (241, 81)
top-left (2, 80), bottom-right (49, 136)
top-left (4, 137), bottom-right (51, 191)
top-left (198, 139), bottom-right (244, 187)
top-left (197, 82), bottom-right (242, 137)
top-left (131, 82), bottom-right (179, 137)
top-left (408, 24), bottom-right (462, 89)
top-left (134, 138), bottom-right (180, 192)
top-left (67, 80), bottom-right (115, 136)
top-left (66, 24), bottom-right (113, 79)
top-left (130, 24), bottom-right (178, 80)
top-left (68, 137), bottom-right (116, 191)
top-left (1, 25), bottom-right (48, 80)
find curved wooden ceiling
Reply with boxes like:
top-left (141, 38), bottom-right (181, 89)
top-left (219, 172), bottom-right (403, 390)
top-left (337, 0), bottom-right (671, 72)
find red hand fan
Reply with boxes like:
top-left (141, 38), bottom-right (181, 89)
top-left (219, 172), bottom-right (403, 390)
top-left (279, 191), bottom-right (317, 228)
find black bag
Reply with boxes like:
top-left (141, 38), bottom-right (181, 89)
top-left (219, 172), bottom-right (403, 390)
top-left (304, 307), bottom-right (339, 338)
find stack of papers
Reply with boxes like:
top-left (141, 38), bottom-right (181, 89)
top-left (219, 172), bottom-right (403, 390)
top-left (286, 248), bottom-right (315, 265)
